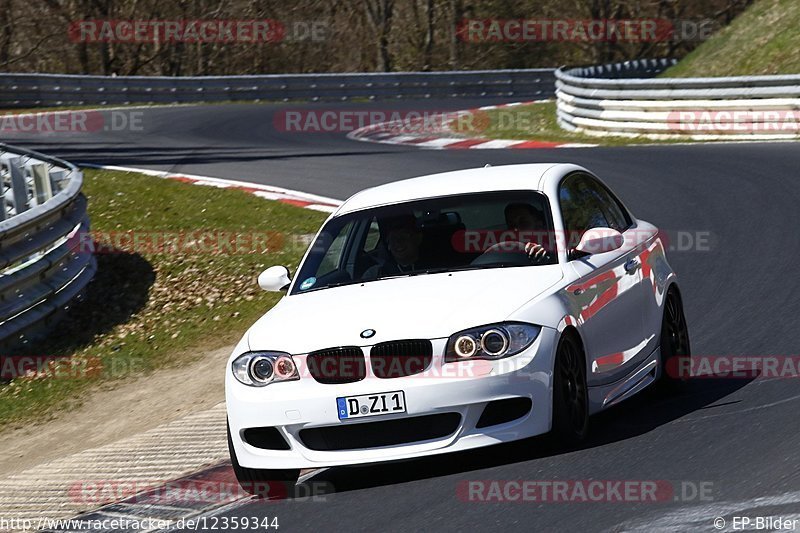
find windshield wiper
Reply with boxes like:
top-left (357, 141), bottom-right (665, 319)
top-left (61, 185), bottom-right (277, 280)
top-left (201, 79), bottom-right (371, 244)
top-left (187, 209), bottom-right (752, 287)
top-left (473, 262), bottom-right (528, 269)
top-left (413, 263), bottom-right (526, 276)
top-left (341, 263), bottom-right (532, 287)
top-left (416, 266), bottom-right (475, 275)
top-left (300, 280), bottom-right (359, 293)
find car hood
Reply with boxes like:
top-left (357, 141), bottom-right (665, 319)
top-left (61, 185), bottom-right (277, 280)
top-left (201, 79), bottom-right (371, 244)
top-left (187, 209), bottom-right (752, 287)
top-left (247, 265), bottom-right (563, 354)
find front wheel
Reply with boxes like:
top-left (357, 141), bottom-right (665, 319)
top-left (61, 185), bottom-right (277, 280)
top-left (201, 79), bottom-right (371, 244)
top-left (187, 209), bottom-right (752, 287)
top-left (551, 333), bottom-right (589, 445)
top-left (658, 287), bottom-right (691, 388)
top-left (227, 422), bottom-right (299, 497)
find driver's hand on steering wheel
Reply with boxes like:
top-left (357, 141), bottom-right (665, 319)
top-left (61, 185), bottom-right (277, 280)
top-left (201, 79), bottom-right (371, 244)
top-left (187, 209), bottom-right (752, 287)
top-left (524, 242), bottom-right (549, 262)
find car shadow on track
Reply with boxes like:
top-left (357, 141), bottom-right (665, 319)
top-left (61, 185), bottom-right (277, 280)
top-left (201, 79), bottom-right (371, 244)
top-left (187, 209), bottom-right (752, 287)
top-left (283, 378), bottom-right (753, 497)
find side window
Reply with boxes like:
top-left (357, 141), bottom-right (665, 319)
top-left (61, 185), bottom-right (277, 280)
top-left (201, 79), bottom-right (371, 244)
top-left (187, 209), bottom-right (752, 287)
top-left (316, 220), bottom-right (355, 277)
top-left (559, 175), bottom-right (610, 249)
top-left (362, 218), bottom-right (381, 252)
top-left (591, 184), bottom-right (632, 232)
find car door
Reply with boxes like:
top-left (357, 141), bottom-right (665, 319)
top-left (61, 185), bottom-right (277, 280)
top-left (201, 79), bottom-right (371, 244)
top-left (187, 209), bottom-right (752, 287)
top-left (559, 173), bottom-right (649, 386)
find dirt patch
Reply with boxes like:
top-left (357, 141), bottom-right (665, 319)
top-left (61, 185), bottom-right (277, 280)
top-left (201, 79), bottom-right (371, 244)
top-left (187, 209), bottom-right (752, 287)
top-left (0, 344), bottom-right (233, 475)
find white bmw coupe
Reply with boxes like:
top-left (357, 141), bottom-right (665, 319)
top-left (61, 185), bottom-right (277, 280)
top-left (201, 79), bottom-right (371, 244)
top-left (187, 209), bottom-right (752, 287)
top-left (226, 163), bottom-right (690, 491)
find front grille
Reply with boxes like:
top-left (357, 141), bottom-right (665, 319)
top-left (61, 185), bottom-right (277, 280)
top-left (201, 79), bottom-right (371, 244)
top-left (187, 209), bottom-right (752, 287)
top-left (306, 346), bottom-right (366, 384)
top-left (299, 413), bottom-right (461, 451)
top-left (370, 339), bottom-right (433, 378)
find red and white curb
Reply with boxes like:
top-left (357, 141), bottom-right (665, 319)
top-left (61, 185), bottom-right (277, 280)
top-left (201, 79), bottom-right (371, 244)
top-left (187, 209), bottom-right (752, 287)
top-left (81, 164), bottom-right (343, 213)
top-left (39, 458), bottom-right (326, 533)
top-left (347, 100), bottom-right (598, 150)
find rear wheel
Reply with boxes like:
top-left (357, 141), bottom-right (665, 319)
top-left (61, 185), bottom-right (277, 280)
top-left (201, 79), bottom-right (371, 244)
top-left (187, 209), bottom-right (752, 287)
top-left (552, 333), bottom-right (589, 445)
top-left (658, 287), bottom-right (691, 388)
top-left (227, 422), bottom-right (299, 497)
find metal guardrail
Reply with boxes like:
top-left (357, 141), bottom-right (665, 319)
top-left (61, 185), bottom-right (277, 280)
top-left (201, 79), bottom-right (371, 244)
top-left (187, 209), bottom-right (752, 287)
top-left (0, 144), bottom-right (95, 349)
top-left (555, 59), bottom-right (800, 139)
top-left (0, 69), bottom-right (556, 107)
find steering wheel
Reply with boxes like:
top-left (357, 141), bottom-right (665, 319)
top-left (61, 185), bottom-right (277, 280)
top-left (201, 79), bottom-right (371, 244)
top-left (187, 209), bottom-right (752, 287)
top-left (471, 240), bottom-right (540, 266)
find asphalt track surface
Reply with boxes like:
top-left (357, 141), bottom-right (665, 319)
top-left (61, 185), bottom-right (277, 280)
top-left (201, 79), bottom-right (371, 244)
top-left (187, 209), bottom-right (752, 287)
top-left (7, 101), bottom-right (800, 532)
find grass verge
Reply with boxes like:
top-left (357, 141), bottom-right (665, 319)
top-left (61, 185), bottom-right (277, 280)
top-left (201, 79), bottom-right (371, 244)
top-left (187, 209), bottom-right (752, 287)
top-left (465, 102), bottom-right (660, 146)
top-left (661, 0), bottom-right (800, 77)
top-left (0, 169), bottom-right (326, 430)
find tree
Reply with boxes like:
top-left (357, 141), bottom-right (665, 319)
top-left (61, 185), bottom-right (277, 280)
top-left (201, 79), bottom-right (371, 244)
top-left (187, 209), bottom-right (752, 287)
top-left (363, 0), bottom-right (394, 71)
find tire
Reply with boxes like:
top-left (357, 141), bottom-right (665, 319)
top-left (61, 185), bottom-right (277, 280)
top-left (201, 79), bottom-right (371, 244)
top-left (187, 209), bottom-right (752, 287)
top-left (658, 287), bottom-right (691, 389)
top-left (552, 332), bottom-right (589, 445)
top-left (227, 422), bottom-right (299, 497)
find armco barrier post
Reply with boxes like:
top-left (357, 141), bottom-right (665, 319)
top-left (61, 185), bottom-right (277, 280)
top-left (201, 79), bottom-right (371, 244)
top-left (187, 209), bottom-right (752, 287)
top-left (8, 157), bottom-right (28, 215)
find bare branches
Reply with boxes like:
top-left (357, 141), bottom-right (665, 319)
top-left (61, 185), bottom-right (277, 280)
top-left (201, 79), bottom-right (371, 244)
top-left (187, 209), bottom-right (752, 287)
top-left (363, 0), bottom-right (395, 71)
top-left (0, 0), bottom-right (751, 75)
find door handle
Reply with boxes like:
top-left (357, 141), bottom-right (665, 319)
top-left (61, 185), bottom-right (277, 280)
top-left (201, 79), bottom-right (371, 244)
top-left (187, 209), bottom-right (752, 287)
top-left (624, 258), bottom-right (639, 274)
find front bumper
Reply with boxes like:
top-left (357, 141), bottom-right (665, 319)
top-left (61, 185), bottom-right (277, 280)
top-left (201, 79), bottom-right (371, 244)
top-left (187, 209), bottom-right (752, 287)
top-left (226, 327), bottom-right (558, 469)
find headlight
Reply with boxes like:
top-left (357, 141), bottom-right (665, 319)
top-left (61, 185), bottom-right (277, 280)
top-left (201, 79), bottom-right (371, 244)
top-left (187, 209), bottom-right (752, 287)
top-left (231, 351), bottom-right (300, 387)
top-left (444, 322), bottom-right (540, 362)
top-left (454, 335), bottom-right (478, 358)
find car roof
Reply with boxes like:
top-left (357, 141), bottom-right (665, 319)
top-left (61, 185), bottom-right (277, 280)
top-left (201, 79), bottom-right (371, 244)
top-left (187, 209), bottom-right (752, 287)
top-left (336, 163), bottom-right (579, 215)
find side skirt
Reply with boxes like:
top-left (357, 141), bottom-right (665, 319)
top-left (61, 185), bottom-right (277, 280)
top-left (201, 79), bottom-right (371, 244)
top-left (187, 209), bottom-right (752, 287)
top-left (587, 347), bottom-right (660, 414)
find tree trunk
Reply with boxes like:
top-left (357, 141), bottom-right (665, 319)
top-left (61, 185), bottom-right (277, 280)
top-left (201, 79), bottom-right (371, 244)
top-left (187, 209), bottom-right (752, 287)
top-left (422, 0), bottom-right (434, 71)
top-left (364, 0), bottom-right (394, 71)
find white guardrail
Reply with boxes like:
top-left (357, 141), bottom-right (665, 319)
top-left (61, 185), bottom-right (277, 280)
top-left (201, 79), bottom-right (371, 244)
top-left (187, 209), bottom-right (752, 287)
top-left (0, 144), bottom-right (94, 350)
top-left (555, 58), bottom-right (800, 140)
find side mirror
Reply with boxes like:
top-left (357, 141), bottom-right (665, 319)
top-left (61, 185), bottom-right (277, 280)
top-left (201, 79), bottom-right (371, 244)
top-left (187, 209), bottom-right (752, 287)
top-left (575, 227), bottom-right (624, 255)
top-left (258, 265), bottom-right (292, 292)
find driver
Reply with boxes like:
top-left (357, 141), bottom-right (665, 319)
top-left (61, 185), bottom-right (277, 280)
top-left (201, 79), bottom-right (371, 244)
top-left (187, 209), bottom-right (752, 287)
top-left (364, 214), bottom-right (426, 278)
top-left (504, 203), bottom-right (552, 262)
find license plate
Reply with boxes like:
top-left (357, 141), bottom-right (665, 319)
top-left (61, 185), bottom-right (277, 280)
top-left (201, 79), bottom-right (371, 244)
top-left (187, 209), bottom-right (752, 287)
top-left (337, 391), bottom-right (406, 420)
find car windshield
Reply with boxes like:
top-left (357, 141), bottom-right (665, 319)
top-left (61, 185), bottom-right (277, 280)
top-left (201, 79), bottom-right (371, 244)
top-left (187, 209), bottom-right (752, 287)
top-left (291, 190), bottom-right (556, 294)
